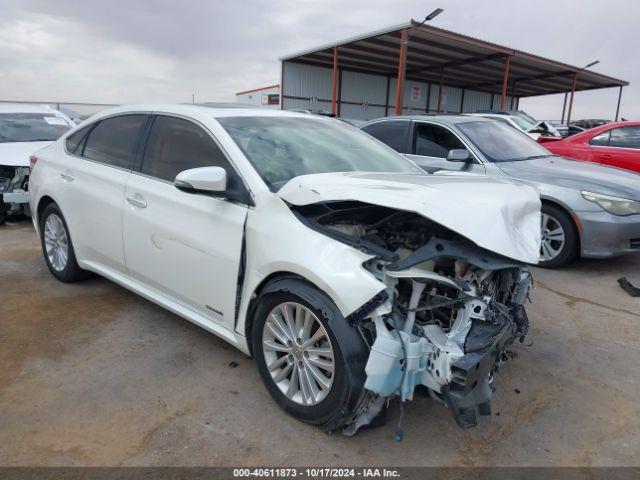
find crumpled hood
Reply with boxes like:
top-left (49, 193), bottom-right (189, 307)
top-left (0, 141), bottom-right (52, 167)
top-left (497, 157), bottom-right (640, 201)
top-left (278, 171), bottom-right (541, 264)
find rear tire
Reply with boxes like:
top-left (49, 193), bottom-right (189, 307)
top-left (39, 203), bottom-right (89, 282)
top-left (538, 203), bottom-right (578, 268)
top-left (252, 278), bottom-right (369, 430)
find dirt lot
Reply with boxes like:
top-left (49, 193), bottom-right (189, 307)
top-left (1, 222), bottom-right (639, 467)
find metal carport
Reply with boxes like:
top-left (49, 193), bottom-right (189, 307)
top-left (280, 20), bottom-right (628, 122)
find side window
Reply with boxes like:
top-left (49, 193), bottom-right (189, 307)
top-left (65, 125), bottom-right (92, 155)
top-left (609, 126), bottom-right (640, 149)
top-left (83, 115), bottom-right (146, 169)
top-left (361, 121), bottom-right (410, 153)
top-left (589, 130), bottom-right (611, 146)
top-left (414, 124), bottom-right (466, 158)
top-left (140, 115), bottom-right (248, 202)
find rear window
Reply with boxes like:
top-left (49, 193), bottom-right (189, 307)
top-left (65, 125), bottom-right (92, 155)
top-left (361, 121), bottom-right (411, 153)
top-left (0, 113), bottom-right (73, 143)
top-left (609, 126), bottom-right (640, 149)
top-left (83, 115), bottom-right (146, 169)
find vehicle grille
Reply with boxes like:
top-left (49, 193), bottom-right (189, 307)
top-left (631, 238), bottom-right (640, 249)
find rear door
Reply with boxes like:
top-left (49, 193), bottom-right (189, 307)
top-left (405, 122), bottom-right (486, 174)
top-left (123, 114), bottom-right (249, 329)
top-left (57, 114), bottom-right (147, 274)
top-left (590, 126), bottom-right (640, 173)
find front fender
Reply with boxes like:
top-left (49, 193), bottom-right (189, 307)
top-left (235, 194), bottom-right (386, 337)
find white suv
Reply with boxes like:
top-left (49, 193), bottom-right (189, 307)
top-left (29, 105), bottom-right (540, 432)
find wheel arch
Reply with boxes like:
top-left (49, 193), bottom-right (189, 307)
top-left (243, 271), bottom-right (326, 355)
top-left (36, 195), bottom-right (57, 225)
top-left (539, 197), bottom-right (582, 254)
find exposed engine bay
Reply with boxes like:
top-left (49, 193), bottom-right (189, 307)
top-left (0, 165), bottom-right (30, 222)
top-left (292, 200), bottom-right (533, 432)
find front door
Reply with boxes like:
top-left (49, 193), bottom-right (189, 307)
top-left (405, 122), bottom-right (486, 174)
top-left (123, 115), bottom-right (249, 328)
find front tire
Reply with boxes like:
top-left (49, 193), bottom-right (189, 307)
top-left (252, 278), bottom-right (369, 430)
top-left (39, 203), bottom-right (88, 282)
top-left (538, 203), bottom-right (578, 268)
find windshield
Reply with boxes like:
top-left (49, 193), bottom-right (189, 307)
top-left (0, 113), bottom-right (73, 143)
top-left (217, 116), bottom-right (421, 190)
top-left (508, 115), bottom-right (536, 131)
top-left (458, 120), bottom-right (554, 162)
top-left (513, 111), bottom-right (537, 124)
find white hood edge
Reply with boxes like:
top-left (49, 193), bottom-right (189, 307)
top-left (277, 172), bottom-right (541, 264)
top-left (0, 141), bottom-right (53, 167)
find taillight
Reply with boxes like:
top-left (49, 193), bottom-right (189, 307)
top-left (29, 155), bottom-right (38, 173)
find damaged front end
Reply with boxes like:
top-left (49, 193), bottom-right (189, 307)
top-left (0, 165), bottom-right (30, 221)
top-left (292, 201), bottom-right (533, 432)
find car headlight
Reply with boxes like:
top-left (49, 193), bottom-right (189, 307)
top-left (581, 191), bottom-right (640, 216)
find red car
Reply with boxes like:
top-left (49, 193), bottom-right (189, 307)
top-left (541, 121), bottom-right (640, 174)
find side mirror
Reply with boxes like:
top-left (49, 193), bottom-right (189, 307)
top-left (174, 166), bottom-right (227, 194)
top-left (446, 149), bottom-right (471, 162)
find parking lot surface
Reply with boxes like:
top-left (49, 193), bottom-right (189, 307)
top-left (1, 223), bottom-right (639, 466)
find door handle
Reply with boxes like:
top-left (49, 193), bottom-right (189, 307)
top-left (60, 172), bottom-right (74, 182)
top-left (126, 193), bottom-right (147, 209)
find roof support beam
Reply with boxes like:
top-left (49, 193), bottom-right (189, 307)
top-left (566, 73), bottom-right (578, 124)
top-left (437, 68), bottom-right (445, 112)
top-left (615, 86), bottom-right (623, 121)
top-left (331, 47), bottom-right (339, 115)
top-left (500, 56), bottom-right (511, 109)
top-left (406, 52), bottom-right (506, 75)
top-left (394, 29), bottom-right (409, 116)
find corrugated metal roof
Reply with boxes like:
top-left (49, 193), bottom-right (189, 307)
top-left (280, 20), bottom-right (627, 98)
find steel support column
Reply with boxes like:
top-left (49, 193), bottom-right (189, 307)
top-left (566, 73), bottom-right (578, 125)
top-left (394, 29), bottom-right (409, 116)
top-left (510, 82), bottom-right (516, 110)
top-left (615, 86), bottom-right (623, 121)
top-left (384, 76), bottom-right (390, 116)
top-left (280, 61), bottom-right (285, 110)
top-left (437, 68), bottom-right (444, 112)
top-left (500, 55), bottom-right (511, 110)
top-left (560, 92), bottom-right (568, 123)
top-left (331, 47), bottom-right (339, 115)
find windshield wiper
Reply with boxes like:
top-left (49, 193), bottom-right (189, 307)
top-left (515, 154), bottom-right (557, 161)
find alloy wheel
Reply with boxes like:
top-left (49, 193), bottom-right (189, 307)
top-left (43, 213), bottom-right (69, 272)
top-left (261, 302), bottom-right (335, 406)
top-left (540, 212), bottom-right (566, 262)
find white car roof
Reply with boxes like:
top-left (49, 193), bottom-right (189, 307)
top-left (87, 104), bottom-right (320, 120)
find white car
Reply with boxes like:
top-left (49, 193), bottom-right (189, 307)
top-left (0, 104), bottom-right (75, 222)
top-left (469, 113), bottom-right (559, 140)
top-left (29, 105), bottom-right (540, 432)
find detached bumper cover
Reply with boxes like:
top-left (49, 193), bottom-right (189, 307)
top-left (577, 210), bottom-right (640, 258)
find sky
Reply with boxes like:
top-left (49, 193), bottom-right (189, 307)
top-left (0, 0), bottom-right (637, 120)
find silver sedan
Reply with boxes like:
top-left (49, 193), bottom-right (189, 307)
top-left (361, 115), bottom-right (640, 268)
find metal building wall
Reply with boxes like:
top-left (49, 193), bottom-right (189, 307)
top-left (492, 94), bottom-right (515, 110)
top-left (340, 70), bottom-right (388, 120)
top-left (236, 86), bottom-right (280, 109)
top-left (282, 62), bottom-right (332, 111)
top-left (463, 90), bottom-right (493, 112)
top-left (281, 61), bottom-right (521, 119)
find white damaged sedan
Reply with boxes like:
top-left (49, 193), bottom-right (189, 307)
top-left (29, 106), bottom-right (540, 433)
